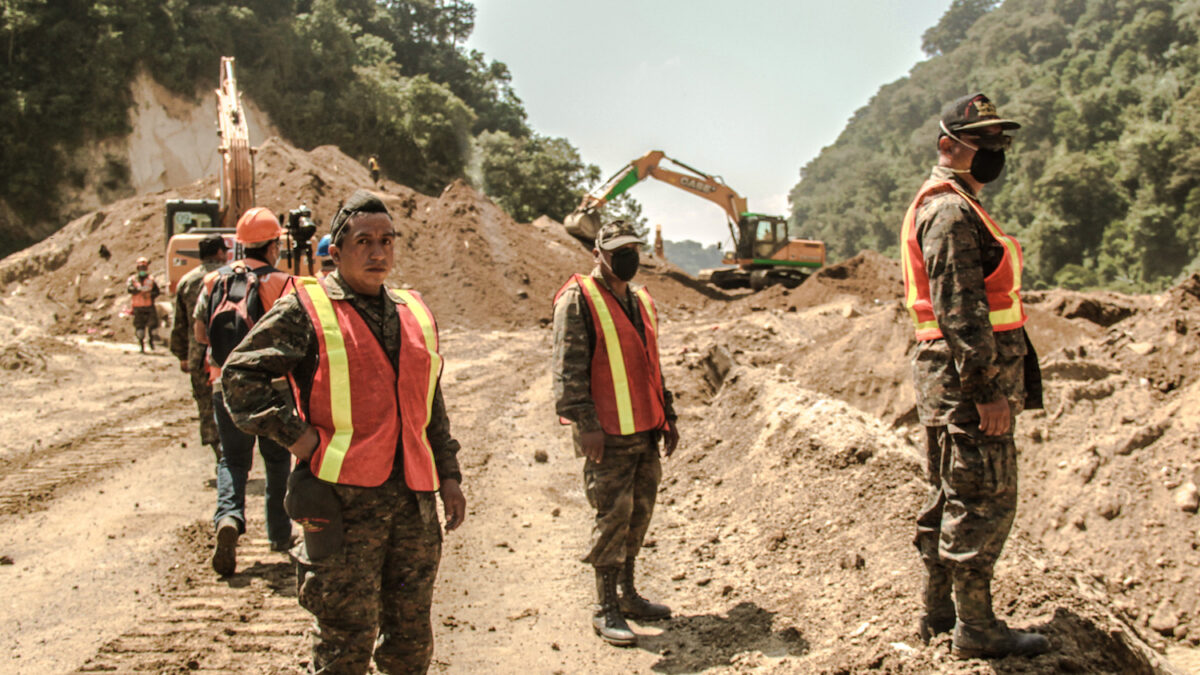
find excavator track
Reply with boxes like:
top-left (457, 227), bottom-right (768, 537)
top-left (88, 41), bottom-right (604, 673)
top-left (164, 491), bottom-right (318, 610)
top-left (0, 400), bottom-right (193, 517)
top-left (74, 523), bottom-right (308, 673)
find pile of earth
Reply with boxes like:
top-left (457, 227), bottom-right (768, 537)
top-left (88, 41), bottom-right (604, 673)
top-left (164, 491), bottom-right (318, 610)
top-left (0, 137), bottom-right (715, 342)
top-left (651, 354), bottom-right (1177, 673)
top-left (659, 257), bottom-right (1200, 668)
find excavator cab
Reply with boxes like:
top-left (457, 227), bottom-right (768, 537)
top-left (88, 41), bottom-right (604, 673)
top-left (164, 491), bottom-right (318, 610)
top-left (164, 199), bottom-right (230, 293)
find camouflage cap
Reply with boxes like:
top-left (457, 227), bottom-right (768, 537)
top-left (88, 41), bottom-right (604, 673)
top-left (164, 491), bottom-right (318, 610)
top-left (595, 219), bottom-right (646, 251)
top-left (940, 93), bottom-right (1021, 134)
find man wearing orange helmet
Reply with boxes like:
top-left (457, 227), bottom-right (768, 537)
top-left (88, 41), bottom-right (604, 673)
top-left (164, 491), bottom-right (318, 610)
top-left (193, 206), bottom-right (294, 576)
top-left (126, 256), bottom-right (162, 353)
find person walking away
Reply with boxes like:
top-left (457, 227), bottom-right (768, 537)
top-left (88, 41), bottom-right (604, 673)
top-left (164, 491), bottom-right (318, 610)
top-left (193, 207), bottom-right (294, 575)
top-left (902, 93), bottom-right (1049, 659)
top-left (552, 220), bottom-right (680, 647)
top-left (127, 256), bottom-right (161, 353)
top-left (221, 189), bottom-right (466, 674)
top-left (169, 234), bottom-right (229, 464)
top-left (368, 155), bottom-right (381, 185)
top-left (315, 234), bottom-right (337, 279)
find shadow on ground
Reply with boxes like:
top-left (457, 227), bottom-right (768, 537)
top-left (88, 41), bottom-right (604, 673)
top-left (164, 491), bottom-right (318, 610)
top-left (634, 601), bottom-right (807, 673)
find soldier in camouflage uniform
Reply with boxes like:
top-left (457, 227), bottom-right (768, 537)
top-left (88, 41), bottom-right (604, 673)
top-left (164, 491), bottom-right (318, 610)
top-left (552, 220), bottom-right (680, 647)
top-left (169, 234), bottom-right (227, 463)
top-left (903, 93), bottom-right (1049, 659)
top-left (222, 190), bottom-right (465, 675)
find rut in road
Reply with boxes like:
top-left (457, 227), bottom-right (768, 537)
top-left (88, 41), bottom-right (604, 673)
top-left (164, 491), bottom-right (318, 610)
top-left (75, 523), bottom-right (308, 674)
top-left (0, 400), bottom-right (193, 517)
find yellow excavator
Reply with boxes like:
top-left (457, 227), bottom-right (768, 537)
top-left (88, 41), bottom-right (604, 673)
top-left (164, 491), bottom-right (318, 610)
top-left (164, 56), bottom-right (255, 292)
top-left (564, 150), bottom-right (825, 290)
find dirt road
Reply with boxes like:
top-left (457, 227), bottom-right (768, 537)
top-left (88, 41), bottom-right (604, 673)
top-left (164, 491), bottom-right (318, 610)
top-left (5, 315), bottom-right (1197, 674)
top-left (2, 326), bottom-right (752, 674)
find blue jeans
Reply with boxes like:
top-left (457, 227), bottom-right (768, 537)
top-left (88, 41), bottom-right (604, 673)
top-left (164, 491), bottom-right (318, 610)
top-left (212, 391), bottom-right (293, 545)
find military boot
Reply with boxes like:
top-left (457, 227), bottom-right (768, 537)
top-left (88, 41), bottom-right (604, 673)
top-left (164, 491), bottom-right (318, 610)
top-left (593, 567), bottom-right (636, 646)
top-left (918, 564), bottom-right (955, 644)
top-left (618, 558), bottom-right (671, 620)
top-left (211, 516), bottom-right (239, 577)
top-left (951, 568), bottom-right (1049, 659)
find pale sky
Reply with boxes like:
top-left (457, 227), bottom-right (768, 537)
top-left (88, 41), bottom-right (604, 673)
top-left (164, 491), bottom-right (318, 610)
top-left (467, 0), bottom-right (953, 248)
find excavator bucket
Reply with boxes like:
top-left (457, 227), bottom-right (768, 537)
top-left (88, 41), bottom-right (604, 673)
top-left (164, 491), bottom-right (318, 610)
top-left (563, 208), bottom-right (603, 246)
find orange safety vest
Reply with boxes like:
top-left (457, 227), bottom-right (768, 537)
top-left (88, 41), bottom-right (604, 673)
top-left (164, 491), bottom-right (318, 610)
top-left (289, 277), bottom-right (442, 490)
top-left (901, 179), bottom-right (1027, 341)
top-left (129, 276), bottom-right (155, 308)
top-left (555, 274), bottom-right (667, 436)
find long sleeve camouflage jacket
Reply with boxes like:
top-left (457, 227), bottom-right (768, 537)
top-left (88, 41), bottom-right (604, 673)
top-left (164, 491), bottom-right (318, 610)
top-left (552, 267), bottom-right (676, 445)
top-left (911, 166), bottom-right (1031, 427)
top-left (169, 261), bottom-right (224, 367)
top-left (220, 270), bottom-right (462, 484)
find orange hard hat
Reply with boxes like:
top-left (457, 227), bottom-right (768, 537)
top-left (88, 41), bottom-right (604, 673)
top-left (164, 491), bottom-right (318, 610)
top-left (235, 207), bottom-right (282, 245)
top-left (136, 256), bottom-right (149, 267)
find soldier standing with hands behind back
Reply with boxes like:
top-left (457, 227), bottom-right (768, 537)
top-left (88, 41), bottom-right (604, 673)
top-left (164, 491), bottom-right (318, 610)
top-left (901, 93), bottom-right (1049, 659)
top-left (553, 220), bottom-right (679, 647)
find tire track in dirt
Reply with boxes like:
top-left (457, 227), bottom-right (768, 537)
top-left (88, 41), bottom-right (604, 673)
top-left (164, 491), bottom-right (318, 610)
top-left (0, 399), bottom-right (193, 518)
top-left (74, 523), bottom-right (308, 674)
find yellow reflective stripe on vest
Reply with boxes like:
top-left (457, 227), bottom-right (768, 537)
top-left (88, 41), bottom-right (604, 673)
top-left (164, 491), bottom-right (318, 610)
top-left (948, 182), bottom-right (1025, 329)
top-left (394, 289), bottom-right (441, 474)
top-left (579, 276), bottom-right (635, 435)
top-left (300, 278), bottom-right (353, 483)
top-left (635, 287), bottom-right (657, 336)
top-left (900, 206), bottom-right (927, 330)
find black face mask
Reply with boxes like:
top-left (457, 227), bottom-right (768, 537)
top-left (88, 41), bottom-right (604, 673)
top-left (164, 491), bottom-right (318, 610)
top-left (969, 148), bottom-right (1006, 183)
top-left (608, 248), bottom-right (639, 282)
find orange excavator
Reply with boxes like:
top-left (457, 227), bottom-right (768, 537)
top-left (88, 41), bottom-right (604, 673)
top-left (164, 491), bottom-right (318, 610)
top-left (564, 150), bottom-right (825, 290)
top-left (164, 57), bottom-right (255, 292)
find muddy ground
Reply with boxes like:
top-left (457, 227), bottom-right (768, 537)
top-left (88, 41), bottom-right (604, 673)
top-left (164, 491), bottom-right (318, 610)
top-left (2, 139), bottom-right (1199, 673)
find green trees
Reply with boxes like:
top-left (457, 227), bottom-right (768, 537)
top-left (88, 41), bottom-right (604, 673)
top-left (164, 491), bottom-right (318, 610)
top-left (790, 0), bottom-right (1200, 291)
top-left (0, 0), bottom-right (590, 256)
top-left (476, 131), bottom-right (600, 223)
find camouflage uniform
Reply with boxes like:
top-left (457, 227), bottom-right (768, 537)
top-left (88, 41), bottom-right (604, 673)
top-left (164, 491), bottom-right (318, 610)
top-left (552, 267), bottom-right (676, 569)
top-left (222, 270), bottom-right (460, 675)
top-left (910, 165), bottom-right (1042, 631)
top-left (169, 261), bottom-right (224, 449)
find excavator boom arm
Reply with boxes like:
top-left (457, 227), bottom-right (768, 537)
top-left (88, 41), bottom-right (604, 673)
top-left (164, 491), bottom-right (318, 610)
top-left (216, 56), bottom-right (254, 229)
top-left (576, 150), bottom-right (745, 245)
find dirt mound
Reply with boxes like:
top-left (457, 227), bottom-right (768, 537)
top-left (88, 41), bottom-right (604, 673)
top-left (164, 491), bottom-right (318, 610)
top-left (1031, 288), bottom-right (1141, 328)
top-left (653, 362), bottom-right (1173, 672)
top-left (663, 270), bottom-right (1199, 666)
top-left (0, 334), bottom-right (81, 373)
top-left (0, 138), bottom-right (713, 337)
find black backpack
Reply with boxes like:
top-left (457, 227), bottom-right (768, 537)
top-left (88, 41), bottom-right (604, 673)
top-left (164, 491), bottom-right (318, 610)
top-left (206, 263), bottom-right (279, 367)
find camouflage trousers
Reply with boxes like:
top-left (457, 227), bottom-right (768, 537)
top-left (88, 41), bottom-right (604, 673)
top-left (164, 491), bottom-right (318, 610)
top-left (914, 424), bottom-right (1017, 622)
top-left (580, 432), bottom-right (662, 568)
top-left (188, 367), bottom-right (218, 447)
top-left (296, 479), bottom-right (442, 675)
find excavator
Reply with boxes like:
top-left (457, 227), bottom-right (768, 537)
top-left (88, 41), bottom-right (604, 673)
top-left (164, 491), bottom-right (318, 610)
top-left (164, 57), bottom-right (256, 292)
top-left (564, 150), bottom-right (825, 290)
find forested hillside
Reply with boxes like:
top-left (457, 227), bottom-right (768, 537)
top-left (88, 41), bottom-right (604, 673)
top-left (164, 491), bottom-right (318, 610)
top-left (788, 0), bottom-right (1200, 291)
top-left (0, 0), bottom-right (596, 255)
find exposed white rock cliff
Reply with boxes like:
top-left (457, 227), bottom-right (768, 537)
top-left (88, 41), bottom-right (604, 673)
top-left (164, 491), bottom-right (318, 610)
top-left (126, 70), bottom-right (278, 194)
